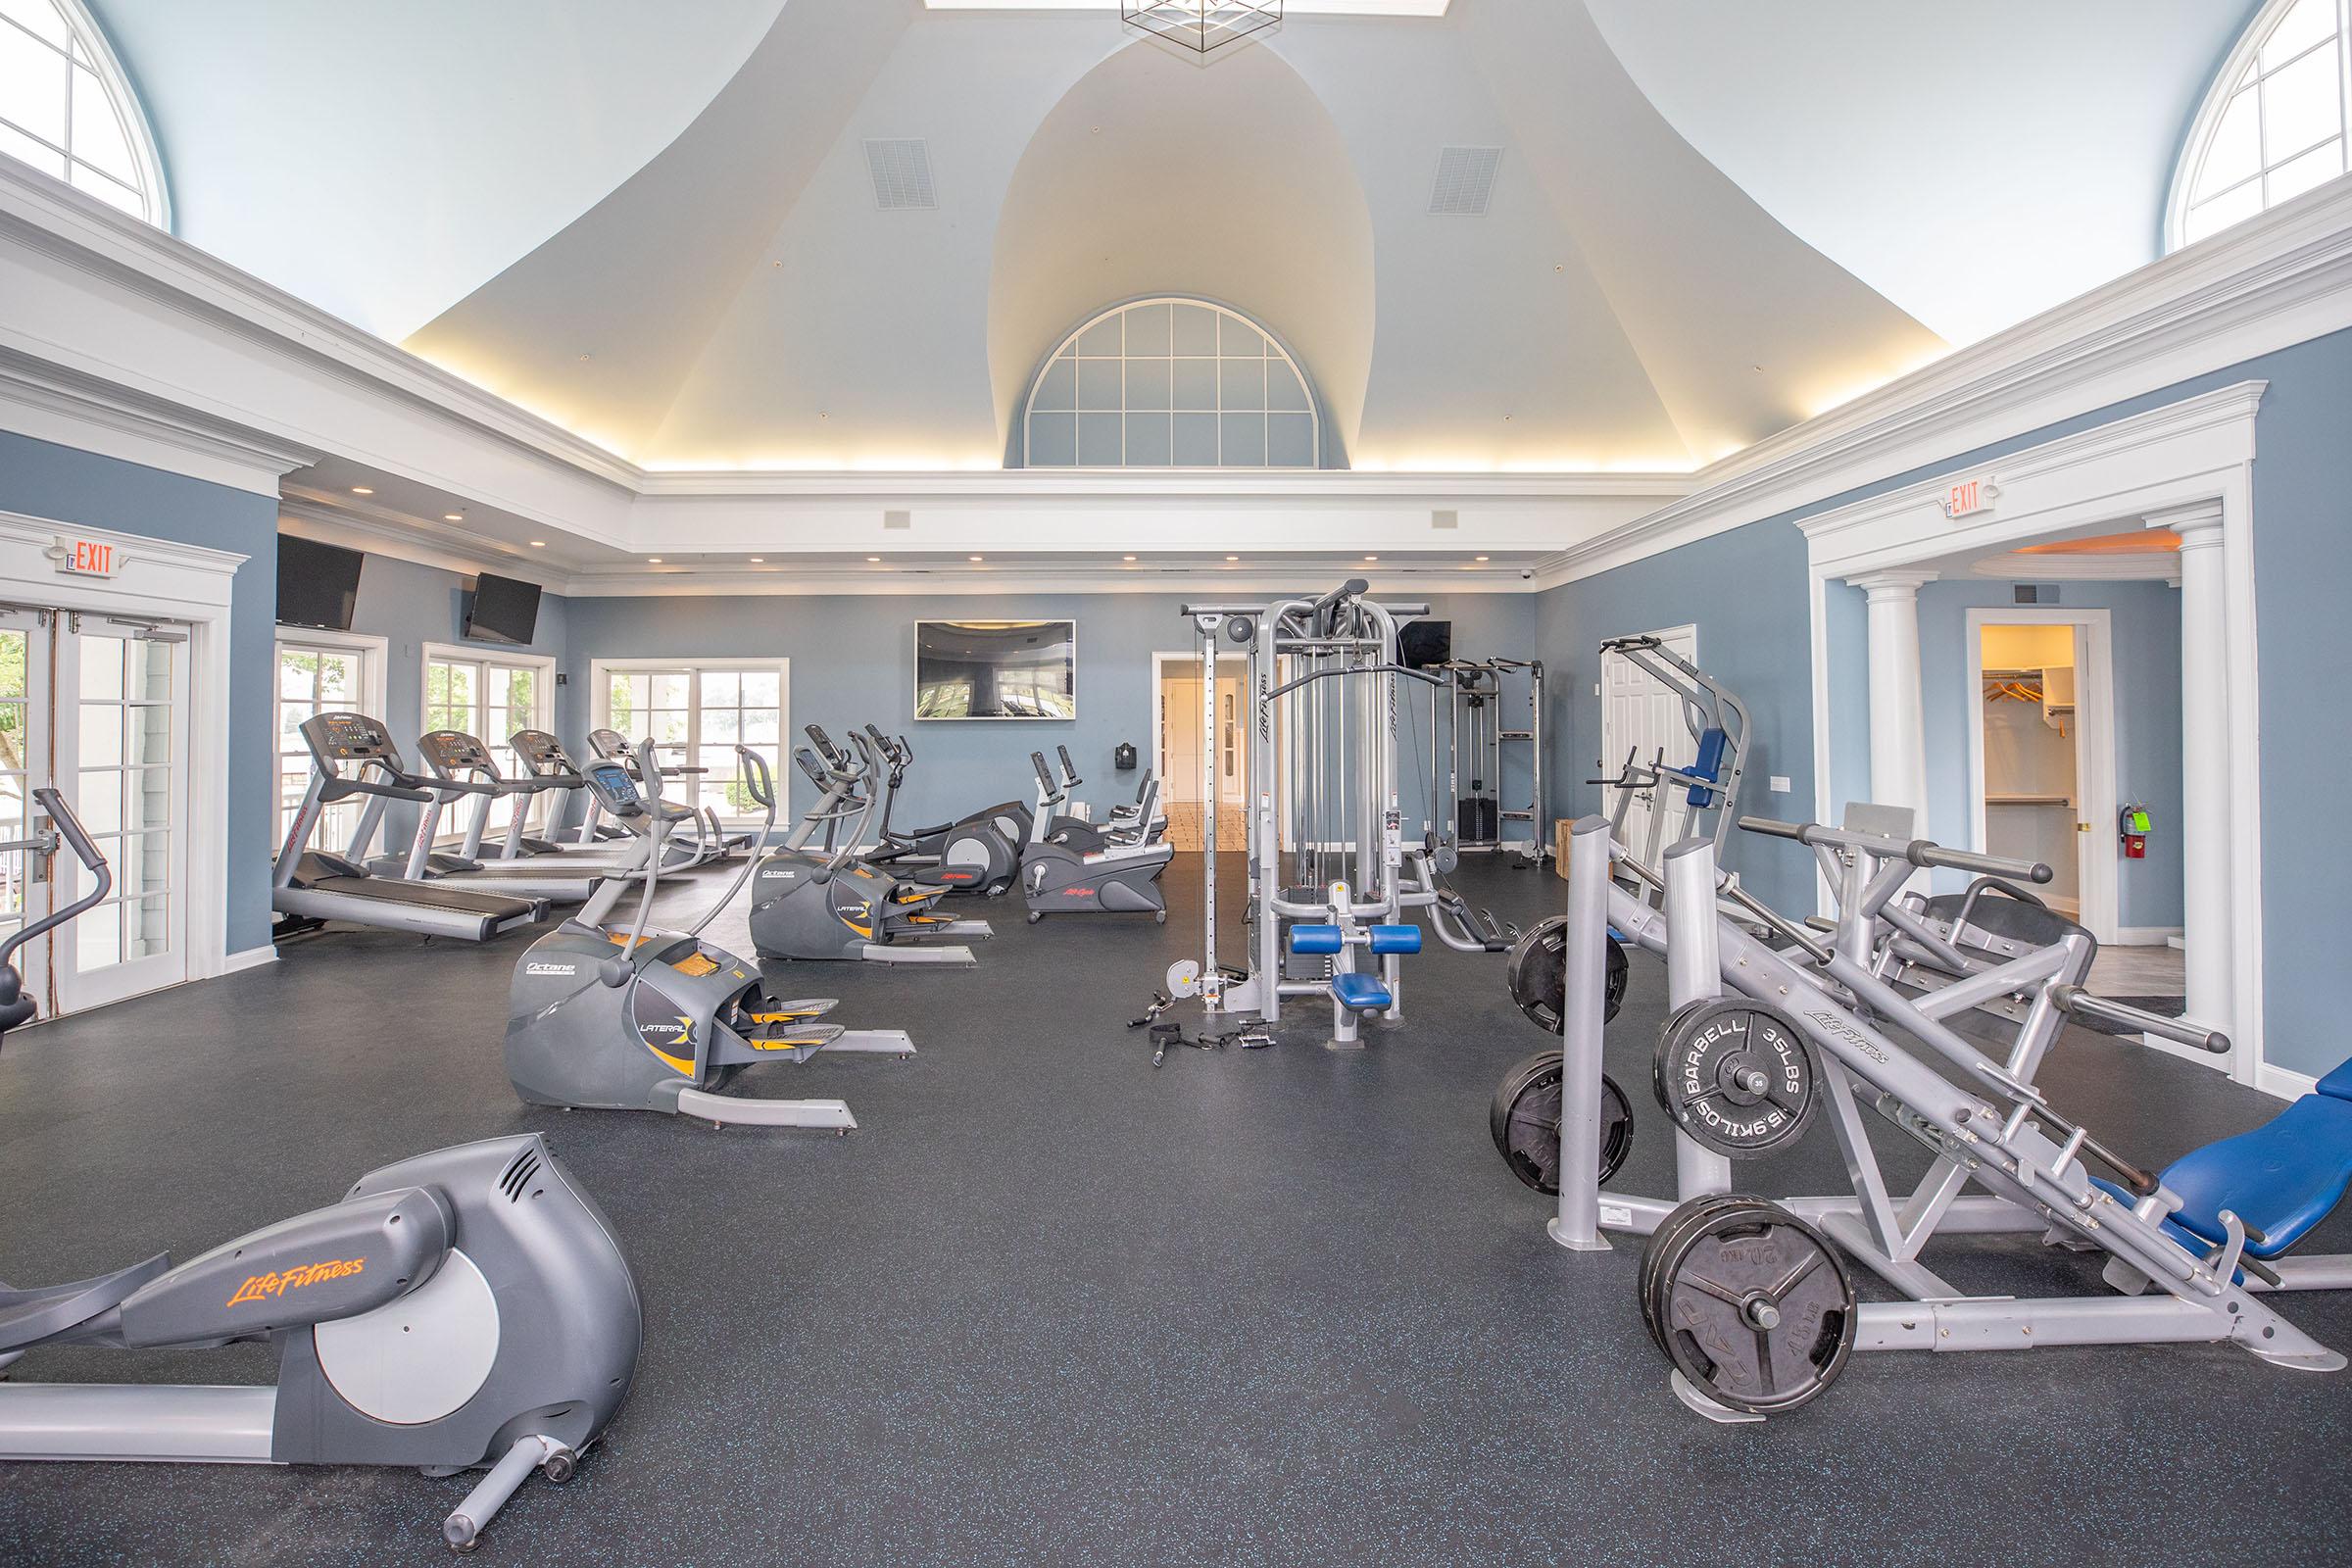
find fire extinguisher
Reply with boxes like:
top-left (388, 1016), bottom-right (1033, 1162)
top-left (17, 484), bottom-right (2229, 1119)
top-left (2119, 803), bottom-right (2150, 860)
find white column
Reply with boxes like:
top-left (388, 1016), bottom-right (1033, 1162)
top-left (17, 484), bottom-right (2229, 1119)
top-left (2150, 501), bottom-right (2232, 1038)
top-left (1846, 569), bottom-right (1936, 833)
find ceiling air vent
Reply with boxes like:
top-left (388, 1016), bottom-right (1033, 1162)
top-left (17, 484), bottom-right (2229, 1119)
top-left (1431, 509), bottom-right (1458, 530)
top-left (884, 510), bottom-right (911, 530)
top-left (864, 139), bottom-right (936, 211)
top-left (1430, 147), bottom-right (1502, 216)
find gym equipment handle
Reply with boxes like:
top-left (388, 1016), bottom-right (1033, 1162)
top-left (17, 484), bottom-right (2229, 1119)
top-left (735, 746), bottom-right (775, 810)
top-left (2051, 985), bottom-right (2230, 1054)
top-left (1738, 816), bottom-right (2052, 884)
top-left (0, 787), bottom-right (113, 974)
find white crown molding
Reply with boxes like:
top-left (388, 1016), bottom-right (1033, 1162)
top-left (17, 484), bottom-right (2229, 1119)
top-left (559, 560), bottom-right (1534, 598)
top-left (1970, 551), bottom-right (2180, 583)
top-left (1533, 178), bottom-right (2352, 590)
top-left (0, 343), bottom-right (318, 497)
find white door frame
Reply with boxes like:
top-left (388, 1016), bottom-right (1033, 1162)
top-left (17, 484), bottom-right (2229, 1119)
top-left (1152, 650), bottom-right (1250, 849)
top-left (1798, 382), bottom-right (2265, 1088)
top-left (1598, 623), bottom-right (1698, 868)
top-left (1963, 607), bottom-right (2119, 943)
top-left (0, 508), bottom-right (245, 994)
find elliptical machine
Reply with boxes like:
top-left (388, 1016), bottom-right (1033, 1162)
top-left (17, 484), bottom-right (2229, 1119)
top-left (748, 728), bottom-right (988, 965)
top-left (505, 742), bottom-right (914, 1129)
top-left (0, 788), bottom-right (643, 1552)
top-left (1019, 751), bottom-right (1172, 922)
top-left (858, 725), bottom-right (1024, 897)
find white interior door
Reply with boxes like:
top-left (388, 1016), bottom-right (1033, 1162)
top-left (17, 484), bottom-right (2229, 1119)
top-left (0, 609), bottom-right (191, 1017)
top-left (1598, 624), bottom-right (1699, 862)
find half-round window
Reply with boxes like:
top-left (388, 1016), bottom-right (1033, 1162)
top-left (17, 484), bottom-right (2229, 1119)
top-left (2169, 0), bottom-right (2348, 250)
top-left (1020, 298), bottom-right (1321, 468)
top-left (0, 0), bottom-right (169, 225)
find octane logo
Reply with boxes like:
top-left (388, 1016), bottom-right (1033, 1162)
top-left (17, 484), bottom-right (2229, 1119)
top-left (227, 1257), bottom-right (365, 1307)
top-left (525, 961), bottom-right (576, 976)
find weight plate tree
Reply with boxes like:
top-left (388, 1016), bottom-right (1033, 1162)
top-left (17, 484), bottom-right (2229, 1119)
top-left (1649, 999), bottom-right (1818, 1158)
top-left (1504, 917), bottom-right (1629, 1033)
top-left (1487, 1051), bottom-right (1632, 1195)
top-left (1640, 1197), bottom-right (1856, 1415)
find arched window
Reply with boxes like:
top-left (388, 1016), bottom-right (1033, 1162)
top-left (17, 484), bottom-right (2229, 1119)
top-left (1020, 298), bottom-right (1321, 469)
top-left (2169, 0), bottom-right (2348, 250)
top-left (0, 0), bottom-right (169, 225)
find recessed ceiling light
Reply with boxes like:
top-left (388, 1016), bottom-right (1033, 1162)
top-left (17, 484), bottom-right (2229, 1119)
top-left (969, 555), bottom-right (984, 563)
top-left (529, 540), bottom-right (547, 548)
top-left (866, 556), bottom-right (881, 563)
top-left (1122, 555), bottom-right (1137, 562)
top-left (444, 513), bottom-right (464, 521)
top-left (350, 486), bottom-right (372, 495)
top-left (1225, 555), bottom-right (1240, 563)
top-left (750, 557), bottom-right (764, 564)
top-left (1475, 555), bottom-right (1490, 562)
top-left (1364, 555), bottom-right (1379, 562)
top-left (648, 557), bottom-right (662, 564)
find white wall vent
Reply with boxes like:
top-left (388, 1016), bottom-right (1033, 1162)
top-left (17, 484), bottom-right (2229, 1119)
top-left (864, 139), bottom-right (937, 211)
top-left (884, 510), bottom-right (911, 529)
top-left (1430, 147), bottom-right (1502, 216)
top-left (1431, 509), bottom-right (1459, 529)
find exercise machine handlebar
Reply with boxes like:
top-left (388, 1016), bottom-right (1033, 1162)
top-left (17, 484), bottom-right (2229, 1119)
top-left (1738, 815), bottom-right (2054, 884)
top-left (2051, 984), bottom-right (2231, 1054)
top-left (0, 786), bottom-right (111, 979)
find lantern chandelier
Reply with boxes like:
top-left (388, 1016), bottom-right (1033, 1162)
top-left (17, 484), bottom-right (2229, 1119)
top-left (1122, 1), bottom-right (1283, 54)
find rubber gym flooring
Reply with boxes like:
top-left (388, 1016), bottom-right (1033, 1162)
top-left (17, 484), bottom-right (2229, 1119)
top-left (2, 855), bottom-right (2349, 1566)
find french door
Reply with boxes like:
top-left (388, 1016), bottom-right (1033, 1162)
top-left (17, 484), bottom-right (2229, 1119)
top-left (0, 606), bottom-right (191, 1015)
top-left (1598, 624), bottom-right (1699, 867)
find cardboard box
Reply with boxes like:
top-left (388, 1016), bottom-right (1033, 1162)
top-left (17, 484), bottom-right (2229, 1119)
top-left (1554, 818), bottom-right (1576, 879)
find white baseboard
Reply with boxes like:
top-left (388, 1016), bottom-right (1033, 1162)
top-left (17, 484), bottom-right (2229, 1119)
top-left (223, 944), bottom-right (279, 974)
top-left (2114, 925), bottom-right (2185, 947)
top-left (2256, 1061), bottom-right (2319, 1102)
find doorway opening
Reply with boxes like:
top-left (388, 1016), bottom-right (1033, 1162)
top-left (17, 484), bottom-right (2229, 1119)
top-left (1153, 652), bottom-right (1248, 852)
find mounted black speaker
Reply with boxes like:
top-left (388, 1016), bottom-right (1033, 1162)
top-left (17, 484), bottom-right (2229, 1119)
top-left (1399, 619), bottom-right (1452, 669)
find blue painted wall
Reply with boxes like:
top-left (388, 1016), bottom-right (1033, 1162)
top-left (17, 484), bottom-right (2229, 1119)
top-left (559, 588), bottom-right (1536, 841)
top-left (1537, 325), bottom-right (2352, 1077)
top-left (0, 431), bottom-right (279, 952)
top-left (1533, 521), bottom-right (1819, 913)
top-left (1915, 579), bottom-right (2184, 931)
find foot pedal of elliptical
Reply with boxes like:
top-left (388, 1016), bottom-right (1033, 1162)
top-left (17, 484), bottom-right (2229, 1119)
top-left (743, 996), bottom-right (840, 1025)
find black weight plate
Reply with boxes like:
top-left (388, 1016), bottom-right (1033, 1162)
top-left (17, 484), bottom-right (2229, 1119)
top-left (1650, 998), bottom-right (1819, 1159)
top-left (1647, 1199), bottom-right (1855, 1415)
top-left (1506, 918), bottom-right (1630, 1034)
top-left (1640, 1193), bottom-right (1759, 1356)
top-left (1488, 1051), bottom-right (1632, 1195)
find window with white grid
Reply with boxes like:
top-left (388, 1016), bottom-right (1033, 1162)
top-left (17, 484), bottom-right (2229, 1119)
top-left (596, 662), bottom-right (787, 823)
top-left (423, 646), bottom-right (554, 842)
top-left (275, 636), bottom-right (380, 853)
top-left (2170, 0), bottom-right (2351, 249)
top-left (1020, 298), bottom-right (1320, 468)
top-left (0, 0), bottom-right (168, 224)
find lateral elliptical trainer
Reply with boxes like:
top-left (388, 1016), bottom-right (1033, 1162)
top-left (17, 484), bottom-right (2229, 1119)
top-left (1166, 580), bottom-right (1442, 1049)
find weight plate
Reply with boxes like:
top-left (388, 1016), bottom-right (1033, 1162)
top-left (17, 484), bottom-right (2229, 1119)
top-left (1487, 1051), bottom-right (1632, 1195)
top-left (1649, 999), bottom-right (1818, 1159)
top-left (1164, 958), bottom-right (1202, 999)
top-left (1505, 918), bottom-right (1630, 1034)
top-left (1642, 1198), bottom-right (1855, 1415)
top-left (1638, 1192), bottom-right (1760, 1357)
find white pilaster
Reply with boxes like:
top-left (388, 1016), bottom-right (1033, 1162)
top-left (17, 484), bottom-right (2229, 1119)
top-left (1846, 569), bottom-right (1937, 832)
top-left (2149, 501), bottom-right (2232, 1041)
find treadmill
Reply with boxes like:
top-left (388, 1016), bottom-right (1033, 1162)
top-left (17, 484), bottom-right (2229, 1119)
top-left (365, 730), bottom-right (621, 903)
top-left (507, 728), bottom-right (707, 872)
top-left (271, 712), bottom-right (549, 942)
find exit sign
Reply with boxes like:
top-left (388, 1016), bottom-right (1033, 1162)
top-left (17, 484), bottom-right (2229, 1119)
top-left (1941, 477), bottom-right (1998, 518)
top-left (47, 536), bottom-right (122, 577)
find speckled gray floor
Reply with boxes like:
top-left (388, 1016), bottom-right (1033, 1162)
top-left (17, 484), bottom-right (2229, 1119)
top-left (2, 855), bottom-right (2349, 1565)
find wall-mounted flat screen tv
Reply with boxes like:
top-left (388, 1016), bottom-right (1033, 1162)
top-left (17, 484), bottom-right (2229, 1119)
top-left (464, 572), bottom-right (542, 647)
top-left (914, 620), bottom-right (1076, 719)
top-left (276, 534), bottom-right (367, 630)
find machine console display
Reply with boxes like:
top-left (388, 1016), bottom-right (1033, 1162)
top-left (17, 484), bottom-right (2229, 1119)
top-left (302, 710), bottom-right (398, 763)
top-left (581, 760), bottom-right (646, 814)
top-left (418, 731), bottom-right (494, 770)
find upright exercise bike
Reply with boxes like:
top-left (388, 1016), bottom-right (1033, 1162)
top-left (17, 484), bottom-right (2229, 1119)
top-left (0, 788), bottom-right (642, 1551)
top-left (1019, 750), bottom-right (1173, 922)
top-left (506, 743), bottom-right (915, 1129)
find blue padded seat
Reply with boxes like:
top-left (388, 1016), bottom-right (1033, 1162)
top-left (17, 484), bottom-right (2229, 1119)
top-left (1368, 924), bottom-right (1422, 956)
top-left (1687, 727), bottom-right (1729, 805)
top-left (1290, 925), bottom-right (1343, 956)
top-left (1330, 972), bottom-right (1392, 1012)
top-left (2159, 1094), bottom-right (2352, 1259)
top-left (2318, 1056), bottom-right (2352, 1102)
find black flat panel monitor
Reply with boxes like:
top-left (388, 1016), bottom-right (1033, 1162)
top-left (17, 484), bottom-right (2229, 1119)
top-left (1399, 618), bottom-right (1452, 669)
top-left (914, 620), bottom-right (1076, 719)
top-left (464, 572), bottom-right (542, 646)
top-left (276, 534), bottom-right (366, 630)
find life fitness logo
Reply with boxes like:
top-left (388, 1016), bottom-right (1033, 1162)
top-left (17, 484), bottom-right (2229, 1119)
top-left (227, 1257), bottom-right (366, 1307)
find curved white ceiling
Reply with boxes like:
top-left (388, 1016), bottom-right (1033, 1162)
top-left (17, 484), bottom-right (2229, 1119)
top-left (93, 0), bottom-right (788, 337)
top-left (1586, 0), bottom-right (2263, 346)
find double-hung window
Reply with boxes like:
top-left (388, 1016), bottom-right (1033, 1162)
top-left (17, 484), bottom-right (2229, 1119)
top-left (592, 660), bottom-right (787, 823)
